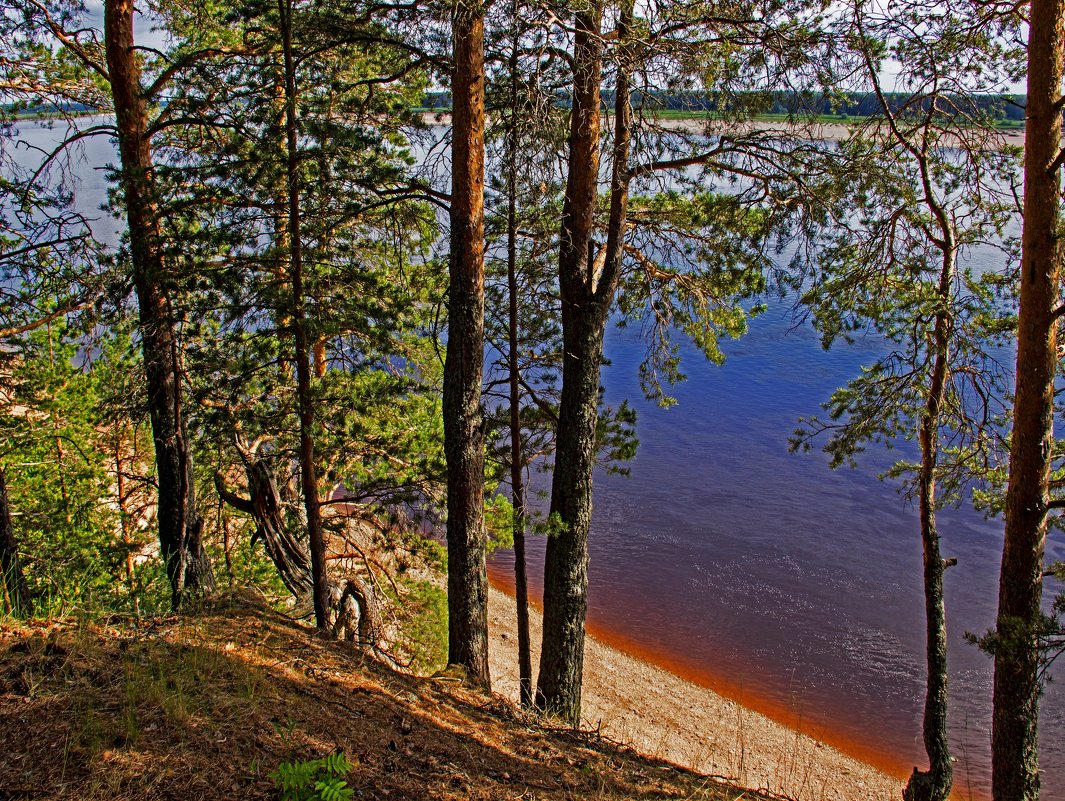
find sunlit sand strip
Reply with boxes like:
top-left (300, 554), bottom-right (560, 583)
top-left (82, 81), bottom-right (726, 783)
top-left (419, 112), bottom-right (1027, 148)
top-left (486, 586), bottom-right (904, 801)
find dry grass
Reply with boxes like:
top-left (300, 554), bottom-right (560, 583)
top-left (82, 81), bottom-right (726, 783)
top-left (0, 590), bottom-right (779, 801)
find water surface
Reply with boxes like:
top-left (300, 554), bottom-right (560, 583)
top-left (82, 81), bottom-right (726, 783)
top-left (491, 301), bottom-right (1064, 801)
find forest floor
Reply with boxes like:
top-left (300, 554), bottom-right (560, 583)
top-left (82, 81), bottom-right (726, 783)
top-left (0, 590), bottom-right (799, 801)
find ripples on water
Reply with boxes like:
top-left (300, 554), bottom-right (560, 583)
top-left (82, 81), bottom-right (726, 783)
top-left (491, 300), bottom-right (1064, 801)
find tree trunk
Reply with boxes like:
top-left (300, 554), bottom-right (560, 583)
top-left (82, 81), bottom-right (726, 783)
top-left (48, 327), bottom-right (72, 526)
top-left (536, 0), bottom-right (633, 723)
top-left (443, 0), bottom-right (490, 687)
top-left (330, 575), bottom-right (382, 650)
top-left (992, 1), bottom-right (1063, 798)
top-left (506, 23), bottom-right (532, 704)
top-left (0, 466), bottom-right (32, 617)
top-left (279, 0), bottom-right (331, 630)
top-left (104, 0), bottom-right (214, 610)
top-left (215, 465), bottom-right (381, 647)
top-left (313, 338), bottom-right (327, 378)
top-left (215, 457), bottom-right (313, 600)
top-left (904, 250), bottom-right (954, 801)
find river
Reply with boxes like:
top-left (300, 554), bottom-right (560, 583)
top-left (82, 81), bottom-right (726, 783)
top-left (489, 294), bottom-right (1065, 800)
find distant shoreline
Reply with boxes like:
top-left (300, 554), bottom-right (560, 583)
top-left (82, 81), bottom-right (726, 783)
top-left (485, 583), bottom-right (912, 801)
top-left (419, 111), bottom-right (1027, 147)
top-left (9, 109), bottom-right (1026, 149)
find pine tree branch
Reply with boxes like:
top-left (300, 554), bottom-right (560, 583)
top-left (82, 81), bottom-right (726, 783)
top-left (0, 297), bottom-right (93, 339)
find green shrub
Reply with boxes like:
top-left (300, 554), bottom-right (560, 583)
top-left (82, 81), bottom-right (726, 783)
top-left (269, 753), bottom-right (354, 801)
top-left (392, 578), bottom-right (448, 673)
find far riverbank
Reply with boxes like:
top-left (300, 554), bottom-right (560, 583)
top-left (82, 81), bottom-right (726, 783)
top-left (419, 111), bottom-right (1027, 146)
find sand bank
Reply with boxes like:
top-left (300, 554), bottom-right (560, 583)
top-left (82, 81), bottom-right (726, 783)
top-left (419, 112), bottom-right (1026, 148)
top-left (486, 586), bottom-right (905, 801)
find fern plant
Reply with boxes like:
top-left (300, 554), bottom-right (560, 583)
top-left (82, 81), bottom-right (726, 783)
top-left (270, 752), bottom-right (354, 801)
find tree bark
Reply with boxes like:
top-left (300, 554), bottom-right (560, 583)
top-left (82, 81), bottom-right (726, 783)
top-left (444, 0), bottom-right (490, 686)
top-left (330, 575), bottom-right (382, 650)
top-left (536, 0), bottom-right (632, 723)
top-left (506, 18), bottom-right (532, 704)
top-left (104, 0), bottom-right (214, 610)
top-left (313, 338), bottom-right (327, 378)
top-left (279, 0), bottom-right (331, 630)
top-left (0, 466), bottom-right (32, 617)
top-left (992, 1), bottom-right (1064, 798)
top-left (215, 458), bottom-right (313, 600)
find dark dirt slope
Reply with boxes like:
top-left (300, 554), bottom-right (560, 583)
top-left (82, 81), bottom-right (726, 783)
top-left (0, 592), bottom-right (771, 801)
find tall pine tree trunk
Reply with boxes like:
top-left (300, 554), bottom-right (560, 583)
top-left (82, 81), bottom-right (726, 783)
top-left (506, 83), bottom-right (533, 707)
top-left (104, 0), bottom-right (213, 609)
top-left (536, 0), bottom-right (633, 722)
top-left (505, 1), bottom-right (532, 707)
top-left (279, 0), bottom-right (330, 630)
top-left (992, 0), bottom-right (1063, 797)
top-left (0, 466), bottom-right (32, 617)
top-left (444, 0), bottom-right (490, 686)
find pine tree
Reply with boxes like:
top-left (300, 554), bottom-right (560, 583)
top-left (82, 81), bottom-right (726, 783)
top-left (793, 6), bottom-right (1021, 799)
top-left (164, 0), bottom-right (441, 621)
top-left (992, 0), bottom-right (1064, 797)
top-left (534, 0), bottom-right (826, 723)
top-left (444, 0), bottom-right (491, 685)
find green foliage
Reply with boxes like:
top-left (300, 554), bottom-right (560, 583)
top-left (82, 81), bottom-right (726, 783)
top-left (167, 0), bottom-right (447, 536)
top-left (966, 595), bottom-right (1065, 688)
top-left (270, 753), bottom-right (355, 801)
top-left (484, 493), bottom-right (515, 551)
top-left (790, 21), bottom-right (1020, 501)
top-left (2, 322), bottom-right (170, 617)
top-left (535, 511), bottom-right (569, 539)
top-left (617, 191), bottom-right (773, 407)
top-left (203, 498), bottom-right (289, 600)
top-left (596, 400), bottom-right (638, 475)
top-left (384, 524), bottom-right (447, 573)
top-left (390, 578), bottom-right (448, 674)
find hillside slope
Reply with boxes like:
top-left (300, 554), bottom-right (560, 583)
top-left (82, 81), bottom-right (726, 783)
top-left (0, 592), bottom-right (773, 801)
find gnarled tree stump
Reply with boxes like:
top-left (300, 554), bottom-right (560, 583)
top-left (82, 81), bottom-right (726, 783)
top-left (215, 456), bottom-right (383, 654)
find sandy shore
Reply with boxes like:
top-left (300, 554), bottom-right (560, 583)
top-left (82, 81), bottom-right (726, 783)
top-left (420, 112), bottom-right (1026, 148)
top-left (655, 117), bottom-right (1026, 147)
top-left (486, 587), bottom-right (904, 801)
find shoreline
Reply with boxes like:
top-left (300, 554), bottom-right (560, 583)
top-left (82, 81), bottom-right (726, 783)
top-left (419, 112), bottom-right (1027, 147)
top-left (485, 584), bottom-right (907, 801)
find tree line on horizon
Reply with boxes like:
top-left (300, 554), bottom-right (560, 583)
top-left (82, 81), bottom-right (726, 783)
top-left (7, 89), bottom-right (1029, 122)
top-left (419, 87), bottom-right (1030, 122)
top-left (0, 1), bottom-right (1062, 801)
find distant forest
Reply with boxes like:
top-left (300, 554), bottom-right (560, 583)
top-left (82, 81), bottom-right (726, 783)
top-left (10, 91), bottom-right (1028, 124)
top-left (419, 90), bottom-right (1028, 121)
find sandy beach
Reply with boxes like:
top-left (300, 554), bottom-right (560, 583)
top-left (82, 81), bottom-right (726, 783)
top-left (420, 111), bottom-right (1027, 148)
top-left (657, 117), bottom-right (1026, 147)
top-left (486, 586), bottom-right (905, 801)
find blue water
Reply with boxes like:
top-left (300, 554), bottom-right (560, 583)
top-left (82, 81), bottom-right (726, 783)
top-left (3, 118), bottom-right (121, 246)
top-left (493, 300), bottom-right (1064, 800)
